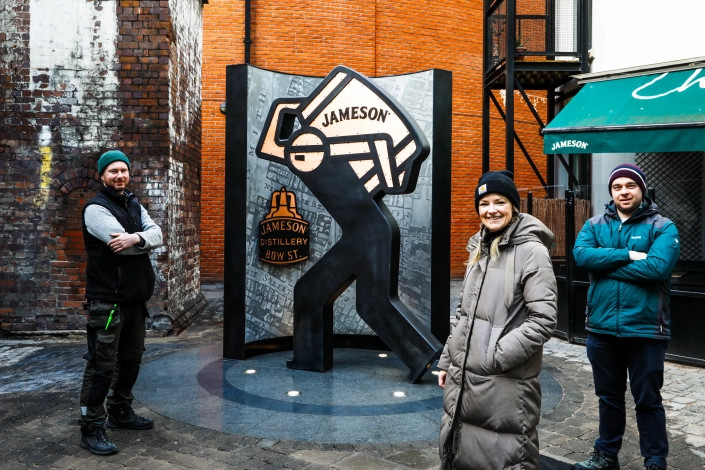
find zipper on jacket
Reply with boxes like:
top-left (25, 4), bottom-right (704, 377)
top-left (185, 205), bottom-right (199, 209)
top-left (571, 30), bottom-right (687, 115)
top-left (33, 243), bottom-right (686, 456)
top-left (615, 218), bottom-right (620, 336)
top-left (616, 279), bottom-right (621, 336)
top-left (610, 202), bottom-right (654, 338)
top-left (445, 255), bottom-right (489, 457)
top-left (451, 422), bottom-right (462, 455)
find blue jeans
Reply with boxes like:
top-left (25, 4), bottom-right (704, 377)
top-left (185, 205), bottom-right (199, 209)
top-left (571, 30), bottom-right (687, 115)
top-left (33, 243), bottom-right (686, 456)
top-left (586, 333), bottom-right (668, 469)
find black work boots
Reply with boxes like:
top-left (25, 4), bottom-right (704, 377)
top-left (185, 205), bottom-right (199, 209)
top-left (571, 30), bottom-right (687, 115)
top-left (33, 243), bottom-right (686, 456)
top-left (572, 449), bottom-right (620, 470)
top-left (80, 423), bottom-right (118, 456)
top-left (80, 408), bottom-right (152, 455)
top-left (106, 407), bottom-right (154, 430)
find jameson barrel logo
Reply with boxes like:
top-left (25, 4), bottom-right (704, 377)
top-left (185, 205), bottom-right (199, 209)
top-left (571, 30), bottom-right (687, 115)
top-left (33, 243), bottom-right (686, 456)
top-left (259, 187), bottom-right (309, 264)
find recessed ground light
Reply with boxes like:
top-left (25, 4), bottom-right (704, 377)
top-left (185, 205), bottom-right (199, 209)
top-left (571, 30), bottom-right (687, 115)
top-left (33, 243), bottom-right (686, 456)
top-left (431, 370), bottom-right (440, 376)
top-left (378, 353), bottom-right (388, 358)
top-left (245, 369), bottom-right (256, 374)
top-left (393, 391), bottom-right (407, 397)
top-left (287, 391), bottom-right (301, 397)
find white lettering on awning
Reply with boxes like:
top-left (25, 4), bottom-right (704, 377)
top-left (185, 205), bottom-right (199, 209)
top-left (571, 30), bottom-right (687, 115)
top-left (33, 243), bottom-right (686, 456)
top-left (550, 140), bottom-right (589, 151)
top-left (632, 68), bottom-right (705, 100)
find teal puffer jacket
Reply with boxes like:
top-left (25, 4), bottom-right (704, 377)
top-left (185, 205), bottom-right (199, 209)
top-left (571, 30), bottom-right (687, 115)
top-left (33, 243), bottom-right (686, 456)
top-left (573, 198), bottom-right (680, 339)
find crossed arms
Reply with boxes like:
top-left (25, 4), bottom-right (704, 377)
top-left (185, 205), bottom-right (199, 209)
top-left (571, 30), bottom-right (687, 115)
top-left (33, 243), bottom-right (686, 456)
top-left (85, 205), bottom-right (163, 255)
top-left (573, 220), bottom-right (680, 282)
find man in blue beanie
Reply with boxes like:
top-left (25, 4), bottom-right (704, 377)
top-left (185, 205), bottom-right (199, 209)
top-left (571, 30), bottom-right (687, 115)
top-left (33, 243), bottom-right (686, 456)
top-left (572, 163), bottom-right (680, 470)
top-left (78, 150), bottom-right (163, 455)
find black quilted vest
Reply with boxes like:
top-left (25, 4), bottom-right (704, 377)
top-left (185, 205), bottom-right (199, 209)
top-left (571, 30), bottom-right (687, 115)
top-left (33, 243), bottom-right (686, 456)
top-left (82, 186), bottom-right (156, 304)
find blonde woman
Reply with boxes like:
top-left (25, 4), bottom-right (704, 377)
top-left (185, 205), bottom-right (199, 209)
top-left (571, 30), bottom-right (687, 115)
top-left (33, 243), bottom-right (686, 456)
top-left (437, 171), bottom-right (557, 470)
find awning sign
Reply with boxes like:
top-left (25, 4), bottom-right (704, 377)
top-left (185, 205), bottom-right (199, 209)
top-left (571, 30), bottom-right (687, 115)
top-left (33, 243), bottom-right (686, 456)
top-left (544, 67), bottom-right (705, 154)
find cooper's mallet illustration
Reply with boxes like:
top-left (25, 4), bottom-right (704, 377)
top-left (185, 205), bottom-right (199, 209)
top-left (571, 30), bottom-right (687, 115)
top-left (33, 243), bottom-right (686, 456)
top-left (255, 66), bottom-right (443, 382)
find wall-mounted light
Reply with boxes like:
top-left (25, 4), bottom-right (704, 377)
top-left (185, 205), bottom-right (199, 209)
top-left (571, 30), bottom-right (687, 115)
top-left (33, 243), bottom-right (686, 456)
top-left (220, 102), bottom-right (227, 114)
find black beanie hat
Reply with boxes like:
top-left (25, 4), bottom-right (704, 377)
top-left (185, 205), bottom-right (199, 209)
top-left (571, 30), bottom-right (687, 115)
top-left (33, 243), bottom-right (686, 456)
top-left (475, 170), bottom-right (520, 212)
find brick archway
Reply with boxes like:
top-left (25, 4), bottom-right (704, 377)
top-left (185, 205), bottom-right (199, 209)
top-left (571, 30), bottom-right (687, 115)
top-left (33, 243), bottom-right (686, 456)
top-left (48, 175), bottom-right (102, 330)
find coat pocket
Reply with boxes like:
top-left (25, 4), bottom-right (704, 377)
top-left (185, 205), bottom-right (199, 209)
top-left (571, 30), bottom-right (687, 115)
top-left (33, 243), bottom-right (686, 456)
top-left (484, 326), bottom-right (504, 374)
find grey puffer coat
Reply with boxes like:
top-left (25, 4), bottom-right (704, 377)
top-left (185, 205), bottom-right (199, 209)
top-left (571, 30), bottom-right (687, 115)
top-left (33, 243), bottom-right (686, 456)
top-left (438, 214), bottom-right (557, 470)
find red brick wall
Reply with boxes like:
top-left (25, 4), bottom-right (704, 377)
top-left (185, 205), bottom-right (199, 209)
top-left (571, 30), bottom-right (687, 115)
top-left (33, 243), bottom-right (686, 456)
top-left (201, 0), bottom-right (245, 280)
top-left (201, 0), bottom-right (548, 278)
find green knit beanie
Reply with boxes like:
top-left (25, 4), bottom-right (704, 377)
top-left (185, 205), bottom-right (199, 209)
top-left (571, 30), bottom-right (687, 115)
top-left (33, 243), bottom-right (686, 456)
top-left (98, 150), bottom-right (130, 175)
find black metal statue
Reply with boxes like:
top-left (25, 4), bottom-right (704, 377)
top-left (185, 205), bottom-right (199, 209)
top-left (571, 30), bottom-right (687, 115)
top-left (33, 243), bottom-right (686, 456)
top-left (255, 66), bottom-right (442, 382)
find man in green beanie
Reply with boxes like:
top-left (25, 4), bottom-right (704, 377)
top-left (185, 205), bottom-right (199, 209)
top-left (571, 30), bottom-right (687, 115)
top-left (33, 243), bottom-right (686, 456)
top-left (78, 150), bottom-right (163, 455)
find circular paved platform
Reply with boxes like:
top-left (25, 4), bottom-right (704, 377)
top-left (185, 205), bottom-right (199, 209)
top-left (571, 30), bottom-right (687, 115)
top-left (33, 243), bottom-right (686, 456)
top-left (134, 343), bottom-right (562, 444)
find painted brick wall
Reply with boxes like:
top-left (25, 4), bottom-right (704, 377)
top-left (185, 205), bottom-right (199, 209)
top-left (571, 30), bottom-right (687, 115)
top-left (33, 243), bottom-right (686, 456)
top-left (201, 0), bottom-right (549, 279)
top-left (0, 0), bottom-right (205, 333)
top-left (164, 0), bottom-right (205, 325)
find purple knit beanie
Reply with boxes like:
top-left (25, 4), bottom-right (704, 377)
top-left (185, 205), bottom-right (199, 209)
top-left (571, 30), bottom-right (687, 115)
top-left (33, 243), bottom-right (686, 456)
top-left (608, 163), bottom-right (646, 196)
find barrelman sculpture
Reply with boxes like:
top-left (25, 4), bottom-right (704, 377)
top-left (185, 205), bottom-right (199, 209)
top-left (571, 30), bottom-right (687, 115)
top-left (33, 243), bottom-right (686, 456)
top-left (255, 66), bottom-right (442, 382)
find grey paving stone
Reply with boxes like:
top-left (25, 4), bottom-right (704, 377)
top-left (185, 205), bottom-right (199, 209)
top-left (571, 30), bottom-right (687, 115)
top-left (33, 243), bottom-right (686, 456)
top-left (290, 449), bottom-right (353, 466)
top-left (332, 452), bottom-right (403, 470)
top-left (301, 464), bottom-right (334, 470)
top-left (258, 438), bottom-right (279, 448)
top-left (542, 445), bottom-right (574, 458)
top-left (384, 448), bottom-right (440, 469)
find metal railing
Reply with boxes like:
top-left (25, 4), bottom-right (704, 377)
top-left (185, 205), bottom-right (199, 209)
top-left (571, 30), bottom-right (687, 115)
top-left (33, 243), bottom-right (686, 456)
top-left (486, 0), bottom-right (585, 73)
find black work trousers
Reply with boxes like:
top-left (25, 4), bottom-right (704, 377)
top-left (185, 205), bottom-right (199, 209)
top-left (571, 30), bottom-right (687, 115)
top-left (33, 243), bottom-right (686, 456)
top-left (79, 301), bottom-right (147, 426)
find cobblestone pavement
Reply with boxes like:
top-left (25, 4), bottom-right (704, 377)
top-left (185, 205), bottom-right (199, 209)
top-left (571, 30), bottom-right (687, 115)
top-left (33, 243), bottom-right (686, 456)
top-left (541, 340), bottom-right (705, 469)
top-left (0, 284), bottom-right (703, 469)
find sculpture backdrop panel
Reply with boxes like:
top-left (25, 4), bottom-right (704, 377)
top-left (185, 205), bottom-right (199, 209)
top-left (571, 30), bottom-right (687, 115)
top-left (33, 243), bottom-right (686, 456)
top-left (242, 67), bottom-right (436, 344)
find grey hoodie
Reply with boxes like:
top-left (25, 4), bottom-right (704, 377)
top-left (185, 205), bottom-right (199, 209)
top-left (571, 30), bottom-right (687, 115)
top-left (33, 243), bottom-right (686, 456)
top-left (438, 214), bottom-right (557, 470)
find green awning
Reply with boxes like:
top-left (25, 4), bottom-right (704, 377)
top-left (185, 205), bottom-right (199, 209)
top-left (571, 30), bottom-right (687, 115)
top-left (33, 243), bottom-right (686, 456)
top-left (544, 67), bottom-right (705, 154)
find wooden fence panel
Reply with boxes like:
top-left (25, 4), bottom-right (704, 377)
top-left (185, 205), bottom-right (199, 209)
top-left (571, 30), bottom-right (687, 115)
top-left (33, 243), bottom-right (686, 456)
top-left (520, 198), bottom-right (591, 258)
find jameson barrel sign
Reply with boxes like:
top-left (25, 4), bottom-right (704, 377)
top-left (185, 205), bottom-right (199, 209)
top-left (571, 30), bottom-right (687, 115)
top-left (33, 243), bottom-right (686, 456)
top-left (259, 187), bottom-right (309, 264)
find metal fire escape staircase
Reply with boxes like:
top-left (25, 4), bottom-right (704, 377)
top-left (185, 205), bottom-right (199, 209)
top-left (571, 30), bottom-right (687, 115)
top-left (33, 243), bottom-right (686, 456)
top-left (482, 0), bottom-right (590, 197)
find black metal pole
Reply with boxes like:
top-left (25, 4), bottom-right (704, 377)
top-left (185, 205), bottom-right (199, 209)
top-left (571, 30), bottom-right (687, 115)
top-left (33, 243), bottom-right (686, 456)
top-left (565, 189), bottom-right (576, 342)
top-left (555, 153), bottom-right (582, 190)
top-left (648, 186), bottom-right (656, 203)
top-left (527, 190), bottom-right (533, 215)
top-left (505, 0), bottom-right (516, 174)
top-left (579, 0), bottom-right (589, 73)
top-left (244, 0), bottom-right (252, 64)
top-left (430, 69), bottom-right (453, 344)
top-left (547, 0), bottom-right (556, 60)
top-left (547, 91), bottom-right (555, 198)
top-left (224, 65), bottom-right (249, 359)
